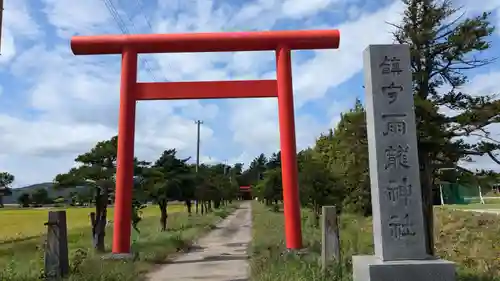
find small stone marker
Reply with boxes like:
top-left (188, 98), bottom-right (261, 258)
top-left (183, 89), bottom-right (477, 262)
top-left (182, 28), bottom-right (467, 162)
top-left (44, 211), bottom-right (69, 280)
top-left (321, 206), bottom-right (340, 271)
top-left (352, 44), bottom-right (456, 281)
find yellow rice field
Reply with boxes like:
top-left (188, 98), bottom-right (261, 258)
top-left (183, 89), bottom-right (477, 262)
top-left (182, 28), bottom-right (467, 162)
top-left (0, 204), bottom-right (184, 242)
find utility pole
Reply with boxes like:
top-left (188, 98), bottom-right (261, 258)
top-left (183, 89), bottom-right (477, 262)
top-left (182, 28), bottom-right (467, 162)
top-left (224, 159), bottom-right (233, 183)
top-left (0, 0), bottom-right (4, 55)
top-left (223, 159), bottom-right (229, 176)
top-left (194, 120), bottom-right (203, 215)
top-left (195, 120), bottom-right (203, 173)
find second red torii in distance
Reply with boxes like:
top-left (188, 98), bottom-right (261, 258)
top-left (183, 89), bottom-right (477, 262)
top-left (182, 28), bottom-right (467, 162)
top-left (70, 29), bottom-right (341, 254)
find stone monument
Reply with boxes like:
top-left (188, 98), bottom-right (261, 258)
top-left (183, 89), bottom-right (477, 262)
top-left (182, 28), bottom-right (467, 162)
top-left (352, 44), bottom-right (456, 281)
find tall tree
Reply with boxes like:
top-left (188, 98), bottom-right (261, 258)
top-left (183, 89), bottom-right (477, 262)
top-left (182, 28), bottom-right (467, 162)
top-left (31, 188), bottom-right (50, 206)
top-left (254, 168), bottom-right (282, 206)
top-left (145, 167), bottom-right (181, 231)
top-left (390, 0), bottom-right (499, 255)
top-left (54, 136), bottom-right (118, 252)
top-left (244, 154), bottom-right (268, 184)
top-left (0, 172), bottom-right (14, 208)
top-left (323, 99), bottom-right (371, 215)
top-left (232, 163), bottom-right (244, 175)
top-left (132, 160), bottom-right (153, 232)
top-left (298, 152), bottom-right (342, 226)
top-left (266, 152), bottom-right (281, 170)
top-left (17, 193), bottom-right (31, 208)
top-left (231, 163), bottom-right (245, 187)
top-left (150, 149), bottom-right (191, 230)
top-left (194, 163), bottom-right (237, 212)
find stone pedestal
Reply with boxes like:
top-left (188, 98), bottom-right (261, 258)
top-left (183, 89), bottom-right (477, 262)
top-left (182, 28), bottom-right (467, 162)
top-left (353, 255), bottom-right (456, 281)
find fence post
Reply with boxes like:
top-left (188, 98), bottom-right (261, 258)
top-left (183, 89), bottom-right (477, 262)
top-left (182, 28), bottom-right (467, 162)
top-left (321, 206), bottom-right (340, 272)
top-left (44, 211), bottom-right (69, 280)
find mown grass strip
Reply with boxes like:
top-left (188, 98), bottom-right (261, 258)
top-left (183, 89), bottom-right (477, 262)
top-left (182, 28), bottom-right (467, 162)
top-left (250, 202), bottom-right (500, 281)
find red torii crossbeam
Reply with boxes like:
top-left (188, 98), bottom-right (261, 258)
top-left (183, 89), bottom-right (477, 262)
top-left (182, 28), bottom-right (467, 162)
top-left (71, 29), bottom-right (340, 254)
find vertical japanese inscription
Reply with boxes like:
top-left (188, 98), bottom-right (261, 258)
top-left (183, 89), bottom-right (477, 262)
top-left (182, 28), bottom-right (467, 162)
top-left (384, 144), bottom-right (410, 170)
top-left (379, 55), bottom-right (403, 76)
top-left (383, 119), bottom-right (406, 136)
top-left (379, 57), bottom-right (404, 104)
top-left (386, 177), bottom-right (412, 206)
top-left (377, 46), bottom-right (424, 254)
top-left (378, 50), bottom-right (415, 240)
top-left (381, 82), bottom-right (403, 104)
top-left (388, 214), bottom-right (416, 239)
top-left (364, 44), bottom-right (427, 261)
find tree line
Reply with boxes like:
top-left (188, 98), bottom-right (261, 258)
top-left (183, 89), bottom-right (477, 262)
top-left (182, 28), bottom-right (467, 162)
top-left (249, 0), bottom-right (500, 256)
top-left (50, 136), bottom-right (249, 251)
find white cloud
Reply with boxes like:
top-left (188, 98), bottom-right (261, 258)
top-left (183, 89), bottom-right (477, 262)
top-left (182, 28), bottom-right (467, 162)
top-left (229, 99), bottom-right (280, 156)
top-left (282, 0), bottom-right (336, 18)
top-left (463, 72), bottom-right (500, 97)
top-left (2, 0), bottom-right (500, 187)
top-left (41, 0), bottom-right (112, 36)
top-left (0, 29), bottom-right (16, 63)
top-left (0, 0), bottom-right (41, 64)
top-left (220, 1), bottom-right (404, 161)
top-left (4, 0), bottom-right (41, 36)
top-left (0, 115), bottom-right (116, 156)
top-left (435, 69), bottom-right (500, 173)
top-left (292, 0), bottom-right (404, 106)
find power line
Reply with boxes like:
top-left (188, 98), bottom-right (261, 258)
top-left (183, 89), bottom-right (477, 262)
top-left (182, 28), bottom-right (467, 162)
top-left (134, 0), bottom-right (154, 31)
top-left (102, 0), bottom-right (130, 34)
top-left (114, 0), bottom-right (157, 81)
top-left (101, 0), bottom-right (157, 81)
top-left (131, 0), bottom-right (167, 82)
top-left (0, 0), bottom-right (4, 55)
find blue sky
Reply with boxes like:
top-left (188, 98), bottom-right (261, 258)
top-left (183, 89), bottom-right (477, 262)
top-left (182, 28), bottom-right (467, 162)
top-left (2, 0), bottom-right (500, 187)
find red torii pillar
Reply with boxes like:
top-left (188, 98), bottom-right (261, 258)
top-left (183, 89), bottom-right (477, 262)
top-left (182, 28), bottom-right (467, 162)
top-left (70, 29), bottom-right (340, 254)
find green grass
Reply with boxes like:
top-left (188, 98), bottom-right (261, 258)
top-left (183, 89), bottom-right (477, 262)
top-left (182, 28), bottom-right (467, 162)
top-left (0, 204), bottom-right (237, 281)
top-left (466, 198), bottom-right (500, 204)
top-left (0, 205), bottom-right (184, 242)
top-left (444, 203), bottom-right (500, 210)
top-left (484, 198), bottom-right (500, 204)
top-left (250, 202), bottom-right (500, 281)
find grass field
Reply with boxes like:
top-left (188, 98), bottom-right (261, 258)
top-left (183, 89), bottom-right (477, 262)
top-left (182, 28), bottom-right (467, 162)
top-left (0, 204), bottom-right (185, 242)
top-left (445, 203), bottom-right (500, 210)
top-left (250, 202), bottom-right (500, 281)
top-left (0, 203), bottom-right (236, 281)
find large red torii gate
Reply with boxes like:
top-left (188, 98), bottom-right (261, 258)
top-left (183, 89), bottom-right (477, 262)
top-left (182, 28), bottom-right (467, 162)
top-left (70, 29), bottom-right (340, 254)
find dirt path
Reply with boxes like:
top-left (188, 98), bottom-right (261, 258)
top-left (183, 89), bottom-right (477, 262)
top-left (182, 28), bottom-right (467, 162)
top-left (147, 202), bottom-right (252, 281)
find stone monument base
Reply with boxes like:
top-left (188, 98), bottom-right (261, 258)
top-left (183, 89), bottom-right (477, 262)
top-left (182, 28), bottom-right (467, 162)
top-left (352, 255), bottom-right (456, 281)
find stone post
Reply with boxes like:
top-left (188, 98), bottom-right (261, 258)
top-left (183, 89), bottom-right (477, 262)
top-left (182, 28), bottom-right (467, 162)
top-left (321, 206), bottom-right (340, 271)
top-left (44, 211), bottom-right (69, 280)
top-left (352, 44), bottom-right (456, 281)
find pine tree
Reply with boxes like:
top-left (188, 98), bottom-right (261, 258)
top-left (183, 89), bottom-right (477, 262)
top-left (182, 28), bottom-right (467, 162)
top-left (390, 0), bottom-right (500, 255)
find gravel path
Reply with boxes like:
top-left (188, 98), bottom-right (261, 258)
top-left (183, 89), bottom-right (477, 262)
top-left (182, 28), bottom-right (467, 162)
top-left (147, 202), bottom-right (252, 281)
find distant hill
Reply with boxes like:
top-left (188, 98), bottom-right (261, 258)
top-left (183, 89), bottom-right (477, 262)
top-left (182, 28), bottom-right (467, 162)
top-left (2, 182), bottom-right (80, 204)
